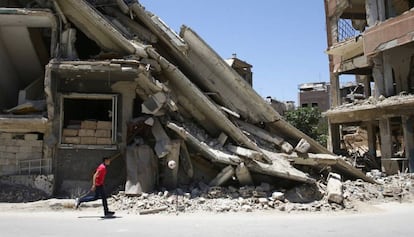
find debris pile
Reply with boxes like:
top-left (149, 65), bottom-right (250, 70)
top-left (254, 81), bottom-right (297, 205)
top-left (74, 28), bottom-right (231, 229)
top-left (107, 173), bottom-right (414, 214)
top-left (0, 182), bottom-right (49, 203)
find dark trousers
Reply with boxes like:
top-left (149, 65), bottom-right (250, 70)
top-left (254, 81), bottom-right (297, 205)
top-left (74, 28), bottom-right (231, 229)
top-left (79, 185), bottom-right (108, 214)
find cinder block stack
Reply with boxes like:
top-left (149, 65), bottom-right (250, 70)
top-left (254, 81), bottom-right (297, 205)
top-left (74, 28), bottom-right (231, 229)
top-left (62, 120), bottom-right (112, 145)
top-left (0, 132), bottom-right (43, 175)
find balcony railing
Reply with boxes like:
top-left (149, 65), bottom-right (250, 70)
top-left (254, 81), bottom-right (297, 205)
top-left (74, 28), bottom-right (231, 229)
top-left (338, 19), bottom-right (360, 42)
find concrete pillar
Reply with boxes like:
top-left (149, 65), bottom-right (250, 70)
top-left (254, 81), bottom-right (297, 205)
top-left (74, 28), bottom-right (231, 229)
top-left (372, 54), bottom-right (385, 98)
top-left (330, 73), bottom-right (340, 107)
top-left (366, 122), bottom-right (377, 158)
top-left (379, 118), bottom-right (399, 174)
top-left (383, 52), bottom-right (395, 96)
top-left (366, 0), bottom-right (386, 27)
top-left (364, 76), bottom-right (372, 98)
top-left (162, 140), bottom-right (180, 190)
top-left (111, 81), bottom-right (138, 150)
top-left (327, 121), bottom-right (341, 154)
top-left (402, 116), bottom-right (414, 173)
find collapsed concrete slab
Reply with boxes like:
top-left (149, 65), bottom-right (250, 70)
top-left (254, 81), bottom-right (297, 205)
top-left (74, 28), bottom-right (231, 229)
top-left (0, 0), bottom-right (374, 197)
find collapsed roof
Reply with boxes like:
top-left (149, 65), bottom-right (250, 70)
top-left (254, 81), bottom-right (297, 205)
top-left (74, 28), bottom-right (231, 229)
top-left (0, 0), bottom-right (374, 191)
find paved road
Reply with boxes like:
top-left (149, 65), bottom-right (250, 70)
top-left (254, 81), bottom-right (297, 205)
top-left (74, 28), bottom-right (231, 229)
top-left (1, 202), bottom-right (413, 237)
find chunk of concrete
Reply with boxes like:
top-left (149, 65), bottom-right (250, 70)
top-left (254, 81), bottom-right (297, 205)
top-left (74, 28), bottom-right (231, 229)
top-left (217, 133), bottom-right (228, 147)
top-left (295, 138), bottom-right (311, 154)
top-left (327, 172), bottom-right (344, 204)
top-left (142, 92), bottom-right (167, 115)
top-left (235, 162), bottom-right (253, 186)
top-left (125, 144), bottom-right (158, 195)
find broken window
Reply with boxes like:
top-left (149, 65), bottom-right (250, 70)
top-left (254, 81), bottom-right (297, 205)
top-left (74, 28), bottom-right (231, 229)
top-left (60, 93), bottom-right (118, 149)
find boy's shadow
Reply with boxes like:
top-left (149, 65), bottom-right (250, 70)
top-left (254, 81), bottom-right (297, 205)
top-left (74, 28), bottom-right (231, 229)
top-left (78, 215), bottom-right (122, 220)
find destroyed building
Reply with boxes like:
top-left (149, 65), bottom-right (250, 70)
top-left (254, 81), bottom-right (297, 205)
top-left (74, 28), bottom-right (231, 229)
top-left (0, 0), bottom-right (374, 198)
top-left (324, 0), bottom-right (414, 174)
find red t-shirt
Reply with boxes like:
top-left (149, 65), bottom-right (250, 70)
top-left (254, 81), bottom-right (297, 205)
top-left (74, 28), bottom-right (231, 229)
top-left (95, 163), bottom-right (107, 186)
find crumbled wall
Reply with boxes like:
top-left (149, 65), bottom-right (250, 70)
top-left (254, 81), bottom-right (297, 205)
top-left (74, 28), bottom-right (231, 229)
top-left (0, 132), bottom-right (44, 175)
top-left (0, 174), bottom-right (54, 196)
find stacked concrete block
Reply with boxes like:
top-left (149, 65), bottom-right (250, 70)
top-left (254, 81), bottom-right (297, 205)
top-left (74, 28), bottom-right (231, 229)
top-left (0, 132), bottom-right (44, 175)
top-left (62, 120), bottom-right (112, 145)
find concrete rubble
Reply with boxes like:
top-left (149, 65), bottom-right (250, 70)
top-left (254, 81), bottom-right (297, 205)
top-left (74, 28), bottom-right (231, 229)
top-left (0, 0), bottom-right (399, 213)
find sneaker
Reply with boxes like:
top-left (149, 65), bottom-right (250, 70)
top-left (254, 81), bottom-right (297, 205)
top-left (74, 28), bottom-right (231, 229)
top-left (74, 198), bottom-right (80, 209)
top-left (105, 211), bottom-right (115, 216)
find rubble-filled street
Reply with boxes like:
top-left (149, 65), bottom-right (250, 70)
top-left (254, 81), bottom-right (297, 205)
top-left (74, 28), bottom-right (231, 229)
top-left (109, 174), bottom-right (413, 214)
top-left (1, 173), bottom-right (412, 215)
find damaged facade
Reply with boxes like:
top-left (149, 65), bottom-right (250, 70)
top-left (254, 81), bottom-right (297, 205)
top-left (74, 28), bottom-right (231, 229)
top-left (324, 0), bottom-right (414, 175)
top-left (0, 0), bottom-right (373, 197)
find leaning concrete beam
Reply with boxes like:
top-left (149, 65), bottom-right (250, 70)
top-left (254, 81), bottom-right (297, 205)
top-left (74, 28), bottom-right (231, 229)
top-left (209, 165), bottom-right (235, 186)
top-left (151, 118), bottom-right (171, 158)
top-left (166, 122), bottom-right (241, 165)
top-left (180, 26), bottom-right (278, 123)
top-left (282, 153), bottom-right (376, 183)
top-left (129, 4), bottom-right (329, 154)
top-left (236, 120), bottom-right (293, 154)
top-left (245, 159), bottom-right (315, 184)
top-left (57, 0), bottom-right (147, 57)
top-left (254, 149), bottom-right (316, 184)
top-left (226, 145), bottom-right (265, 162)
top-left (167, 122), bottom-right (314, 183)
top-left (104, 6), bottom-right (157, 44)
top-left (147, 48), bottom-right (261, 153)
top-left (129, 3), bottom-right (188, 54)
top-left (180, 27), bottom-right (330, 155)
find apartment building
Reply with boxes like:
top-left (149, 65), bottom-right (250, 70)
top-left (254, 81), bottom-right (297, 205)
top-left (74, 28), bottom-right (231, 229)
top-left (324, 0), bottom-right (414, 174)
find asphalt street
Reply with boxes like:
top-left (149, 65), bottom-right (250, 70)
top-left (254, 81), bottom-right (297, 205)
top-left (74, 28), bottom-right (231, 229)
top-left (0, 202), bottom-right (413, 237)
